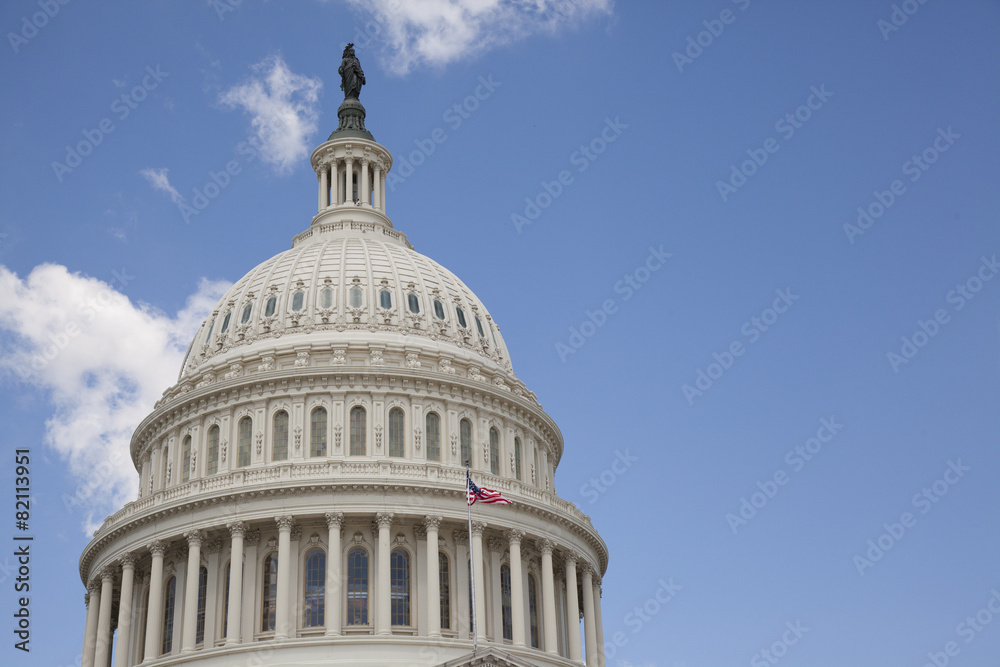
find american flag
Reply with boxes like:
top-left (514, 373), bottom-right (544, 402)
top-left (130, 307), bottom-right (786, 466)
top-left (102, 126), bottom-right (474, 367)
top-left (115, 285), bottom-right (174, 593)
top-left (467, 472), bottom-right (512, 505)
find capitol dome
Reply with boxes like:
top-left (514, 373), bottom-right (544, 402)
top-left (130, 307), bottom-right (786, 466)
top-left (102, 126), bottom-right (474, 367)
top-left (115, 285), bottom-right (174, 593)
top-left (78, 50), bottom-right (607, 667)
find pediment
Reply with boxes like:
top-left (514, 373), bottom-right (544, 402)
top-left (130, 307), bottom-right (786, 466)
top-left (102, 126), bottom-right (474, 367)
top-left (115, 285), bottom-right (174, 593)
top-left (438, 648), bottom-right (542, 667)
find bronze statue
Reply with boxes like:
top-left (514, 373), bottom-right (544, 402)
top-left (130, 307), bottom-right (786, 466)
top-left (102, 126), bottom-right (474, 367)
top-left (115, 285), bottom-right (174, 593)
top-left (339, 43), bottom-right (365, 100)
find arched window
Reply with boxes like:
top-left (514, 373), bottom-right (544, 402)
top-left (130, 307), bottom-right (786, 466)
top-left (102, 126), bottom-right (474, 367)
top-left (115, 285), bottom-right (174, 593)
top-left (320, 288), bottom-right (334, 309)
top-left (347, 547), bottom-right (369, 625)
top-left (222, 561), bottom-right (230, 639)
top-left (221, 311), bottom-right (231, 334)
top-left (407, 293), bottom-right (420, 313)
top-left (349, 287), bottom-right (363, 309)
top-left (514, 437), bottom-right (522, 481)
top-left (195, 566), bottom-right (208, 644)
top-left (207, 426), bottom-right (219, 475)
top-left (433, 299), bottom-right (445, 320)
top-left (439, 552), bottom-right (451, 630)
top-left (291, 292), bottom-right (304, 311)
top-left (460, 419), bottom-right (472, 467)
top-left (379, 290), bottom-right (392, 309)
top-left (311, 407), bottom-right (328, 457)
top-left (240, 303), bottom-right (252, 324)
top-left (391, 548), bottom-right (410, 626)
top-left (182, 436), bottom-right (192, 483)
top-left (272, 411), bottom-right (288, 461)
top-left (350, 406), bottom-right (366, 456)
top-left (528, 573), bottom-right (540, 648)
top-left (489, 428), bottom-right (500, 475)
top-left (162, 576), bottom-right (176, 654)
top-left (456, 307), bottom-right (468, 328)
top-left (238, 417), bottom-right (252, 468)
top-left (303, 548), bottom-right (326, 628)
top-left (426, 412), bottom-right (441, 462)
top-left (264, 296), bottom-right (277, 317)
top-left (261, 552), bottom-right (278, 631)
top-left (388, 407), bottom-right (404, 457)
top-left (161, 446), bottom-right (170, 488)
top-left (475, 316), bottom-right (485, 338)
top-left (500, 564), bottom-right (512, 641)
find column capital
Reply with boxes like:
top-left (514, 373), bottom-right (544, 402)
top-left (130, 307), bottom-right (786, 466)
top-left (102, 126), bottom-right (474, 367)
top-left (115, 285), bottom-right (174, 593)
top-left (88, 578), bottom-right (101, 593)
top-left (423, 514), bottom-right (443, 530)
top-left (204, 537), bottom-right (223, 554)
top-left (99, 565), bottom-right (117, 582)
top-left (413, 525), bottom-right (427, 540)
top-left (325, 512), bottom-right (344, 529)
top-left (452, 530), bottom-right (469, 546)
top-left (226, 520), bottom-right (247, 537)
top-left (563, 550), bottom-right (579, 567)
top-left (148, 539), bottom-right (166, 557)
top-left (578, 560), bottom-right (594, 577)
top-left (538, 537), bottom-right (555, 555)
top-left (184, 529), bottom-right (204, 546)
top-left (275, 515), bottom-right (295, 531)
top-left (290, 525), bottom-right (303, 541)
top-left (84, 592), bottom-right (90, 606)
top-left (119, 551), bottom-right (138, 569)
top-left (470, 520), bottom-right (487, 537)
top-left (505, 528), bottom-right (525, 545)
top-left (487, 536), bottom-right (505, 553)
top-left (375, 512), bottom-right (394, 530)
top-left (244, 528), bottom-right (262, 546)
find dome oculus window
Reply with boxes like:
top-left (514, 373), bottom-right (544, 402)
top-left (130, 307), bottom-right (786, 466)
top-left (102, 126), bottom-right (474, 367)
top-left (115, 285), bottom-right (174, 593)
top-left (320, 288), bottom-right (334, 309)
top-left (407, 294), bottom-right (420, 314)
top-left (379, 290), bottom-right (392, 310)
top-left (456, 307), bottom-right (467, 328)
top-left (291, 292), bottom-right (304, 312)
top-left (264, 297), bottom-right (276, 318)
top-left (433, 299), bottom-right (445, 320)
top-left (240, 304), bottom-right (252, 324)
top-left (349, 287), bottom-right (363, 309)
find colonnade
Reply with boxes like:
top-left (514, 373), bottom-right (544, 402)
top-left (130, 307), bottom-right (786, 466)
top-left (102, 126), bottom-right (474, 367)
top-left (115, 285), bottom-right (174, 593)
top-left (316, 153), bottom-right (386, 213)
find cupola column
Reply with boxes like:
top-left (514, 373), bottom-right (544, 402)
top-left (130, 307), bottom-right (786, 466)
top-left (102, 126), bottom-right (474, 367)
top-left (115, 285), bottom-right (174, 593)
top-left (325, 513), bottom-right (344, 636)
top-left (564, 552), bottom-right (582, 663)
top-left (373, 164), bottom-right (381, 211)
top-left (380, 171), bottom-right (386, 212)
top-left (319, 167), bottom-right (329, 211)
top-left (113, 553), bottom-right (137, 666)
top-left (274, 516), bottom-right (294, 639)
top-left (81, 584), bottom-right (100, 667)
top-left (425, 515), bottom-right (442, 637)
top-left (181, 530), bottom-right (203, 652)
top-left (471, 521), bottom-right (488, 642)
top-left (92, 567), bottom-right (115, 666)
top-left (345, 158), bottom-right (354, 204)
top-left (375, 512), bottom-right (394, 635)
top-left (360, 158), bottom-right (370, 206)
top-left (225, 522), bottom-right (246, 645)
top-left (581, 562), bottom-right (598, 666)
top-left (539, 539), bottom-right (559, 654)
top-left (507, 529), bottom-right (526, 646)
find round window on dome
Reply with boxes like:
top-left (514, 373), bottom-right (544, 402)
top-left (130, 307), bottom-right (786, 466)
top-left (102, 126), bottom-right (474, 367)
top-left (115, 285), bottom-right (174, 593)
top-left (320, 288), bottom-right (334, 309)
top-left (241, 304), bottom-right (252, 324)
top-left (264, 297), bottom-right (276, 318)
top-left (221, 312), bottom-right (231, 333)
top-left (379, 290), bottom-right (392, 310)
top-left (407, 294), bottom-right (420, 314)
top-left (292, 292), bottom-right (304, 312)
top-left (433, 300), bottom-right (445, 320)
top-left (456, 307), bottom-right (467, 329)
top-left (349, 287), bottom-right (363, 309)
top-left (475, 316), bottom-right (485, 338)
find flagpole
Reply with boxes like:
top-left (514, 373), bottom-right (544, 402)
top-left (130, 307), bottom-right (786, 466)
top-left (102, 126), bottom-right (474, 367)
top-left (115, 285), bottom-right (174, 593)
top-left (466, 465), bottom-right (478, 654)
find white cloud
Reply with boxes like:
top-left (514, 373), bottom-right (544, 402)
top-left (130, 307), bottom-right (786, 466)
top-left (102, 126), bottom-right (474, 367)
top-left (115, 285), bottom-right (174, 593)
top-left (0, 264), bottom-right (229, 534)
top-left (220, 55), bottom-right (322, 173)
top-left (140, 167), bottom-right (185, 205)
top-left (346, 0), bottom-right (614, 75)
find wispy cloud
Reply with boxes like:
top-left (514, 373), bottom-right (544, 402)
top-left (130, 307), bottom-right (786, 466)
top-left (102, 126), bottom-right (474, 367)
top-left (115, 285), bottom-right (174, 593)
top-left (140, 167), bottom-right (185, 204)
top-left (219, 54), bottom-right (322, 173)
top-left (347, 0), bottom-right (614, 75)
top-left (0, 264), bottom-right (229, 534)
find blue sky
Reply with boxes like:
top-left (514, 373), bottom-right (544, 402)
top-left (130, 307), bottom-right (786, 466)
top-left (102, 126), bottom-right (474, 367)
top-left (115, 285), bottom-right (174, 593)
top-left (1, 1), bottom-right (999, 665)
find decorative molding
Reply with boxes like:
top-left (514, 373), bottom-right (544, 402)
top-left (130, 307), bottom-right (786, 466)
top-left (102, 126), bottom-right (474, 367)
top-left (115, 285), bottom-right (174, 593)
top-left (290, 526), bottom-right (303, 541)
top-left (243, 529), bottom-right (261, 546)
top-left (184, 530), bottom-right (204, 546)
top-left (148, 540), bottom-right (166, 557)
top-left (227, 521), bottom-right (246, 538)
top-left (452, 530), bottom-right (469, 546)
top-left (487, 537), bottom-right (505, 553)
top-left (119, 551), bottom-right (138, 569)
top-left (204, 537), bottom-right (223, 554)
top-left (375, 512), bottom-right (394, 530)
top-left (257, 355), bottom-right (275, 372)
top-left (325, 512), bottom-right (344, 530)
top-left (275, 515), bottom-right (295, 531)
top-left (413, 525), bottom-right (427, 540)
top-left (504, 529), bottom-right (525, 545)
top-left (470, 521), bottom-right (487, 537)
top-left (423, 515), bottom-right (443, 531)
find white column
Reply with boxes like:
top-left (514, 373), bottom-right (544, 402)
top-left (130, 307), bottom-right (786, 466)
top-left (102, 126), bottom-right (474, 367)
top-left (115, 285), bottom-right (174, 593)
top-left (453, 531), bottom-right (470, 639)
top-left (142, 541), bottom-right (165, 662)
top-left (319, 166), bottom-right (329, 211)
top-left (470, 521), bottom-right (487, 642)
top-left (594, 577), bottom-right (605, 667)
top-left (81, 584), bottom-right (100, 667)
top-left (274, 516), bottom-right (294, 639)
top-left (113, 554), bottom-right (137, 666)
top-left (581, 563), bottom-right (597, 666)
top-left (345, 159), bottom-right (354, 203)
top-left (380, 172), bottom-right (386, 212)
top-left (489, 537), bottom-right (503, 641)
top-left (92, 567), bottom-right (115, 666)
top-left (373, 165), bottom-right (381, 210)
top-left (540, 539), bottom-right (558, 654)
top-left (203, 539), bottom-right (221, 648)
top-left (507, 530), bottom-right (526, 646)
top-left (240, 531), bottom-right (260, 644)
top-left (325, 513), bottom-right (343, 636)
top-left (225, 522), bottom-right (245, 645)
top-left (360, 159), bottom-right (370, 206)
top-left (181, 531), bottom-right (203, 652)
top-left (337, 164), bottom-right (345, 204)
top-left (565, 553), bottom-right (582, 663)
top-left (425, 516), bottom-right (442, 637)
top-left (376, 512), bottom-right (393, 635)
